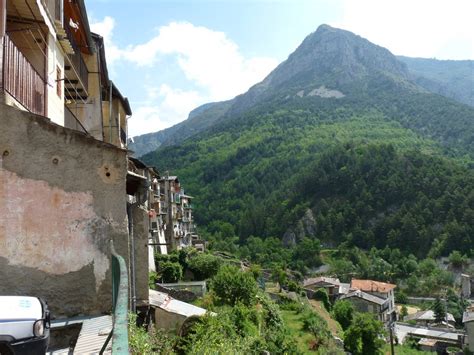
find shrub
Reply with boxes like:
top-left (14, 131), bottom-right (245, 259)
top-left (449, 250), bottom-right (468, 268)
top-left (332, 300), bottom-right (354, 330)
top-left (344, 313), bottom-right (385, 355)
top-left (187, 253), bottom-right (222, 280)
top-left (314, 288), bottom-right (331, 311)
top-left (160, 261), bottom-right (183, 283)
top-left (211, 265), bottom-right (258, 306)
top-left (148, 271), bottom-right (157, 290)
top-left (128, 313), bottom-right (175, 354)
top-left (395, 290), bottom-right (408, 304)
top-left (302, 311), bottom-right (330, 341)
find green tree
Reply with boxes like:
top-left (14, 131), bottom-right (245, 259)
top-left (271, 267), bottom-right (287, 292)
top-left (344, 313), bottom-right (385, 355)
top-left (332, 300), bottom-right (354, 330)
top-left (400, 305), bottom-right (408, 320)
top-left (211, 265), bottom-right (258, 306)
top-left (187, 253), bottom-right (222, 280)
top-left (293, 237), bottom-right (322, 268)
top-left (432, 297), bottom-right (446, 324)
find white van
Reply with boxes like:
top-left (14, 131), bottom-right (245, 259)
top-left (0, 296), bottom-right (50, 354)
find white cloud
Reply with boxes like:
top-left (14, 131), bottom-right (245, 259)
top-left (90, 19), bottom-right (279, 136)
top-left (334, 0), bottom-right (474, 60)
top-left (128, 85), bottom-right (204, 137)
top-left (122, 22), bottom-right (278, 100)
top-left (90, 16), bottom-right (122, 65)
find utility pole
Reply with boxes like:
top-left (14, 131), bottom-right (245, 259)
top-left (389, 320), bottom-right (395, 355)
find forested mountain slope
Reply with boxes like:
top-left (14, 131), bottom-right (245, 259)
top-left (131, 26), bottom-right (474, 157)
top-left (142, 25), bottom-right (474, 259)
top-left (398, 56), bottom-right (474, 107)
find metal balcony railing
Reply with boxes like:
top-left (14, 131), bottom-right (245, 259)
top-left (120, 127), bottom-right (127, 146)
top-left (64, 106), bottom-right (88, 134)
top-left (2, 34), bottom-right (46, 116)
top-left (64, 24), bottom-right (88, 97)
top-left (100, 241), bottom-right (129, 354)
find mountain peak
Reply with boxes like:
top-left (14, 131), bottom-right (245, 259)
top-left (263, 24), bottom-right (409, 89)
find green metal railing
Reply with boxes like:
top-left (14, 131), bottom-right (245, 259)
top-left (101, 241), bottom-right (129, 354)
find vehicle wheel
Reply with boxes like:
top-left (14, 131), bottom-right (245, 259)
top-left (0, 344), bottom-right (14, 355)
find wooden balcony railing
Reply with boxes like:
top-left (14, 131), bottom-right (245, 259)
top-left (2, 34), bottom-right (46, 116)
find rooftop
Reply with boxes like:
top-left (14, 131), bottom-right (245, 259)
top-left (303, 277), bottom-right (340, 287)
top-left (149, 289), bottom-right (208, 318)
top-left (340, 290), bottom-right (387, 306)
top-left (463, 311), bottom-right (474, 323)
top-left (351, 279), bottom-right (396, 293)
top-left (407, 310), bottom-right (455, 323)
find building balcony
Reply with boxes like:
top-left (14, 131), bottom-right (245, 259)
top-left (64, 106), bottom-right (88, 133)
top-left (63, 24), bottom-right (88, 101)
top-left (2, 34), bottom-right (46, 116)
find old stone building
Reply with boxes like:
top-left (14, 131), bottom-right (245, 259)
top-left (0, 0), bottom-right (145, 317)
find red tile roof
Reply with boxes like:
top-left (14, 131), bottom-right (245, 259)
top-left (351, 279), bottom-right (396, 293)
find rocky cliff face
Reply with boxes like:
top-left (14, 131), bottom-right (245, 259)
top-left (282, 209), bottom-right (318, 246)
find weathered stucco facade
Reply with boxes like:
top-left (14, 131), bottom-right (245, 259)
top-left (0, 103), bottom-right (129, 317)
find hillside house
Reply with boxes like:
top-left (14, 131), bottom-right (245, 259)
top-left (303, 277), bottom-right (350, 300)
top-left (340, 290), bottom-right (393, 323)
top-left (159, 176), bottom-right (204, 251)
top-left (350, 279), bottom-right (397, 322)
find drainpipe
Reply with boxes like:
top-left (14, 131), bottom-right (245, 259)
top-left (127, 202), bottom-right (137, 312)
top-left (109, 80), bottom-right (113, 144)
top-left (0, 0), bottom-right (6, 90)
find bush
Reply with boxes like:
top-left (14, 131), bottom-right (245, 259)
top-left (149, 271), bottom-right (157, 290)
top-left (287, 280), bottom-right (301, 293)
top-left (302, 311), bottom-right (330, 341)
top-left (449, 250), bottom-right (468, 268)
top-left (129, 313), bottom-right (175, 354)
top-left (211, 265), bottom-right (259, 306)
top-left (154, 252), bottom-right (178, 268)
top-left (400, 305), bottom-right (408, 320)
top-left (344, 313), bottom-right (385, 355)
top-left (314, 288), bottom-right (331, 311)
top-left (395, 290), bottom-right (408, 304)
top-left (160, 261), bottom-right (182, 283)
top-left (187, 253), bottom-right (222, 280)
top-left (332, 300), bottom-right (354, 330)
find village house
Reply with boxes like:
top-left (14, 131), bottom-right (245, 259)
top-left (406, 309), bottom-right (456, 328)
top-left (158, 175), bottom-right (204, 252)
top-left (350, 279), bottom-right (397, 322)
top-left (302, 276), bottom-right (397, 324)
top-left (303, 277), bottom-right (350, 301)
top-left (340, 290), bottom-right (393, 323)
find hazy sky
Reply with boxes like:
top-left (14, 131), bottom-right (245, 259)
top-left (86, 0), bottom-right (474, 137)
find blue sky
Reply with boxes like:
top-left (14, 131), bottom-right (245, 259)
top-left (85, 0), bottom-right (474, 137)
